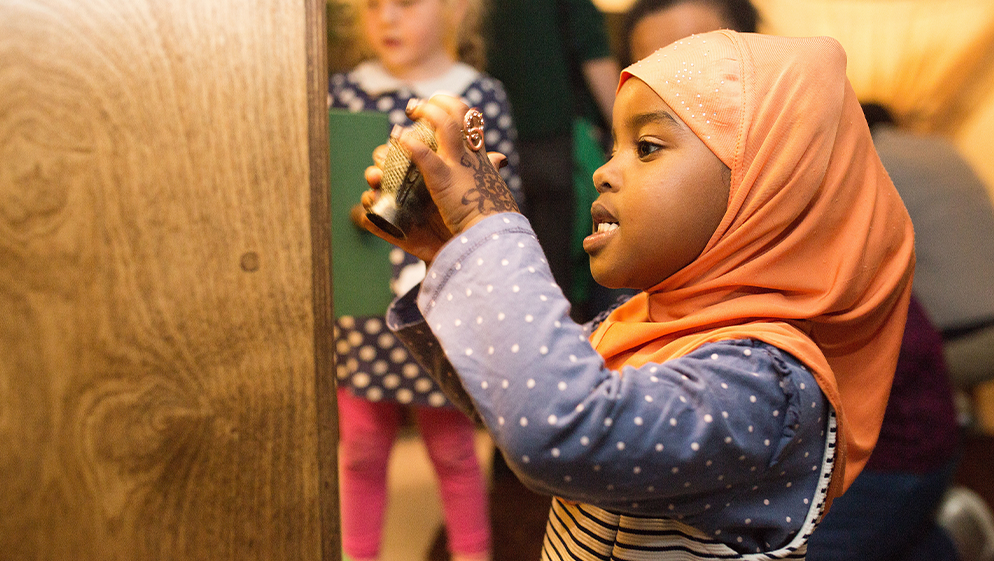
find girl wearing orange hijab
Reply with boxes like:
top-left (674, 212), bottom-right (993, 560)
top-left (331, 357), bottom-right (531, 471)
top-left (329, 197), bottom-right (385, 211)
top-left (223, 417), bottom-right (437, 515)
top-left (364, 30), bottom-right (914, 559)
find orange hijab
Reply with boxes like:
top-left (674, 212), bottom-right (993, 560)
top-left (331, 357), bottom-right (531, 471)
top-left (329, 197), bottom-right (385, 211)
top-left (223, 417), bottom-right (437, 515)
top-left (590, 32), bottom-right (914, 504)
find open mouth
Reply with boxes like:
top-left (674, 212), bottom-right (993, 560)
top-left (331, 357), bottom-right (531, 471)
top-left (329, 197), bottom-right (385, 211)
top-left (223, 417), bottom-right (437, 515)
top-left (590, 203), bottom-right (619, 234)
top-left (584, 203), bottom-right (620, 254)
top-left (594, 221), bottom-right (619, 234)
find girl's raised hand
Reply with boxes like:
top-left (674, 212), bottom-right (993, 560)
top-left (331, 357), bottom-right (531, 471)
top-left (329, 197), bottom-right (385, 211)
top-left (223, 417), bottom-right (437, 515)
top-left (360, 94), bottom-right (518, 260)
top-left (359, 160), bottom-right (453, 265)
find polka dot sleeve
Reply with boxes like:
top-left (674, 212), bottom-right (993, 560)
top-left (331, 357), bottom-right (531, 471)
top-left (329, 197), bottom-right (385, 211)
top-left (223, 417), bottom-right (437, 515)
top-left (393, 213), bottom-right (831, 550)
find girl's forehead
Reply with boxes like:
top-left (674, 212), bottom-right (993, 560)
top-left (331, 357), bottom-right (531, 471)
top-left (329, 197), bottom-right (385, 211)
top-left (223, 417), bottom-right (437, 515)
top-left (621, 32), bottom-right (743, 169)
top-left (616, 79), bottom-right (683, 130)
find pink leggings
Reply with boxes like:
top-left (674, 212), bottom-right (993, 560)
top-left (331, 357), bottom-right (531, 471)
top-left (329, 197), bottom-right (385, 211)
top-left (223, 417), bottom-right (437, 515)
top-left (337, 388), bottom-right (491, 559)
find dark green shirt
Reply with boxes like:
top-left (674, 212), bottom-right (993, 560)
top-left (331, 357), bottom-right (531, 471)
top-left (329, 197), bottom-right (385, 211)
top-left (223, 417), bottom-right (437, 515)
top-left (485, 0), bottom-right (613, 139)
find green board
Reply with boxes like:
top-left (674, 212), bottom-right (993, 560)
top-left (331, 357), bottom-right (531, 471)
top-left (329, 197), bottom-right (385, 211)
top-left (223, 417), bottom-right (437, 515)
top-left (329, 109), bottom-right (395, 317)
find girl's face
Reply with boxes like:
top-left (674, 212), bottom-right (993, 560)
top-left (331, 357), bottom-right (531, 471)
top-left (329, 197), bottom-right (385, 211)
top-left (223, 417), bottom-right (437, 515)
top-left (361, 0), bottom-right (455, 80)
top-left (584, 77), bottom-right (730, 290)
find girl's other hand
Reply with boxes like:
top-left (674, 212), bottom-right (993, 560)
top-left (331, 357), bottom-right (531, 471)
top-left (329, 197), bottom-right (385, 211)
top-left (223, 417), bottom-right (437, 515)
top-left (360, 161), bottom-right (452, 264)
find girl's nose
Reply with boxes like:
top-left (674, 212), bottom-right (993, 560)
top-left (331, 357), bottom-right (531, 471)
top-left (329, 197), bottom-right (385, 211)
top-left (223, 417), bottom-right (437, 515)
top-left (592, 160), bottom-right (616, 194)
top-left (377, 1), bottom-right (400, 23)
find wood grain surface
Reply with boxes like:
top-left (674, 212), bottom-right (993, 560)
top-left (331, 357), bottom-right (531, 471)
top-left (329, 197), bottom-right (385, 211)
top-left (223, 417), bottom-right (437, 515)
top-left (0, 0), bottom-right (335, 558)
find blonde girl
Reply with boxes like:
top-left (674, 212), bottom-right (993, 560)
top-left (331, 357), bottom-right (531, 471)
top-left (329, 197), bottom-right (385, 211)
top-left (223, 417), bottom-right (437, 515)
top-left (329, 1), bottom-right (521, 560)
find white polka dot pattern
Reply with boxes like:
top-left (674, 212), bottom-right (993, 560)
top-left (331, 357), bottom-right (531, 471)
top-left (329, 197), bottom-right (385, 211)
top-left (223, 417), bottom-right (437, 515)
top-left (387, 213), bottom-right (834, 556)
top-left (330, 65), bottom-right (522, 408)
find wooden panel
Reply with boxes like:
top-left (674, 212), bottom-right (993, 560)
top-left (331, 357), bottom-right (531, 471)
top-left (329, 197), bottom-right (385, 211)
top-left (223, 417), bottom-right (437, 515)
top-left (0, 0), bottom-right (336, 559)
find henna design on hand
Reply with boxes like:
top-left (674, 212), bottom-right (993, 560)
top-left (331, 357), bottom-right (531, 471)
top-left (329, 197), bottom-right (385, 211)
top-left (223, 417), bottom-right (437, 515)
top-left (459, 151), bottom-right (519, 215)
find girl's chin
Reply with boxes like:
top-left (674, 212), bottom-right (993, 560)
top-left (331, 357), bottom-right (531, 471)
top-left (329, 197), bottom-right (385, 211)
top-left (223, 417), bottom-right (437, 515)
top-left (588, 262), bottom-right (625, 290)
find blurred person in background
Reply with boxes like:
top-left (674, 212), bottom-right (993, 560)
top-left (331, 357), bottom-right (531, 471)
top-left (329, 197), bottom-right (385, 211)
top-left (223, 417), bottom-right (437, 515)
top-left (620, 0), bottom-right (757, 66)
top-left (456, 6), bottom-right (625, 558)
top-left (328, 0), bottom-right (522, 559)
top-left (483, 0), bottom-right (620, 321)
top-left (860, 102), bottom-right (994, 399)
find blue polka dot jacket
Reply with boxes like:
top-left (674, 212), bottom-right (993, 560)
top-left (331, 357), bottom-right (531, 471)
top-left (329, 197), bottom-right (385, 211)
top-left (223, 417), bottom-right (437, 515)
top-left (387, 214), bottom-right (837, 558)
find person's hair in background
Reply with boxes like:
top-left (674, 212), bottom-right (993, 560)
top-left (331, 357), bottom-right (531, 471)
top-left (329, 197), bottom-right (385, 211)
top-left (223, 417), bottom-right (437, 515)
top-left (620, 0), bottom-right (759, 65)
top-left (860, 101), bottom-right (897, 131)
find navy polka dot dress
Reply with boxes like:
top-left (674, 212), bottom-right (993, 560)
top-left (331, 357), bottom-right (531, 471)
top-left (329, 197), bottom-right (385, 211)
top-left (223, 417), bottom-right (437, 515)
top-left (330, 60), bottom-right (521, 408)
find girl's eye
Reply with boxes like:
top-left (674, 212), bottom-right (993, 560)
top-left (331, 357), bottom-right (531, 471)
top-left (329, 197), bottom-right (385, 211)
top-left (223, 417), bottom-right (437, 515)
top-left (636, 139), bottom-right (662, 158)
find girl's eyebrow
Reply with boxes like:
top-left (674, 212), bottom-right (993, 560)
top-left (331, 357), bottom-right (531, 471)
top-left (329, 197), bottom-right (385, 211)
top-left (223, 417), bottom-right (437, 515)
top-left (610, 110), bottom-right (682, 148)
top-left (629, 110), bottom-right (681, 131)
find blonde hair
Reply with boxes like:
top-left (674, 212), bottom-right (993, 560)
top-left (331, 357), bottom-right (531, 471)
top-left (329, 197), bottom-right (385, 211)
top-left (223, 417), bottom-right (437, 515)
top-left (328, 0), bottom-right (487, 72)
top-left (455, 0), bottom-right (486, 70)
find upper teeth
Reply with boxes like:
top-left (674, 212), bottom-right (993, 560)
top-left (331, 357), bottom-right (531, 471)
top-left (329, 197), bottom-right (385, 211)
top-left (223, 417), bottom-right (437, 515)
top-left (596, 222), bottom-right (619, 233)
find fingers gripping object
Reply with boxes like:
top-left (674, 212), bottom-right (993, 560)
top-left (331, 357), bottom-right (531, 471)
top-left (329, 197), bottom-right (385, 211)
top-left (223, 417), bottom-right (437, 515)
top-left (366, 119), bottom-right (439, 239)
top-left (366, 108), bottom-right (486, 239)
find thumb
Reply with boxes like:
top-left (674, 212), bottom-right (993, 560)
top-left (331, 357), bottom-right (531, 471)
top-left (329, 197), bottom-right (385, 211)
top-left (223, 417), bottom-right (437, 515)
top-left (398, 127), bottom-right (452, 203)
